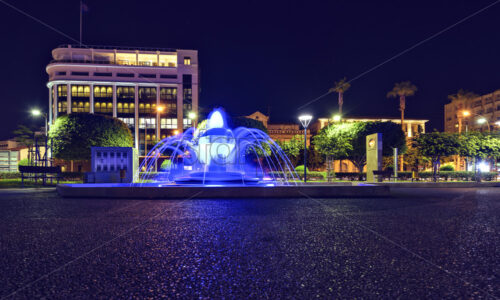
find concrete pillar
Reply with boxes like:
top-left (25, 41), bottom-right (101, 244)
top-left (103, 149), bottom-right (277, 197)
top-left (134, 84), bottom-right (139, 150)
top-left (89, 83), bottom-right (94, 113)
top-left (67, 83), bottom-right (72, 114)
top-left (177, 83), bottom-right (183, 132)
top-left (112, 84), bottom-right (117, 118)
top-left (48, 86), bottom-right (53, 124)
top-left (53, 85), bottom-right (58, 120)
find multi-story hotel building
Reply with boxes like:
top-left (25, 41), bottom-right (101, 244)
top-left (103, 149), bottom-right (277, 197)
top-left (46, 44), bottom-right (198, 155)
top-left (444, 89), bottom-right (500, 133)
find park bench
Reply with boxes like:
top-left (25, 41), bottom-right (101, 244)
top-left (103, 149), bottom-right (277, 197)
top-left (18, 165), bottom-right (62, 187)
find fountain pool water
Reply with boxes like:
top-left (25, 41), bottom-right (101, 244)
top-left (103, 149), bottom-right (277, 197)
top-left (135, 108), bottom-right (300, 186)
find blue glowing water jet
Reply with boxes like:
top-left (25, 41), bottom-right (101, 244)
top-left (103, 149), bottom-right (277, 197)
top-left (136, 108), bottom-right (299, 185)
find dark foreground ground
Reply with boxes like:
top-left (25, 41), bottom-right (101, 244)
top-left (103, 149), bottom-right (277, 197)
top-left (0, 188), bottom-right (499, 299)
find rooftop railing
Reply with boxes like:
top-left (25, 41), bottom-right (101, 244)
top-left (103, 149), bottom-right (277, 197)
top-left (48, 59), bottom-right (177, 68)
top-left (56, 44), bottom-right (181, 53)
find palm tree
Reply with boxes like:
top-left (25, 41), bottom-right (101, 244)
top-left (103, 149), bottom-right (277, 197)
top-left (447, 89), bottom-right (477, 102)
top-left (387, 81), bottom-right (417, 128)
top-left (329, 77), bottom-right (350, 116)
top-left (447, 89), bottom-right (478, 133)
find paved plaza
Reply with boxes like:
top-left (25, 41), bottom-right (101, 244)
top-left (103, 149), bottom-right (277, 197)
top-left (0, 188), bottom-right (499, 298)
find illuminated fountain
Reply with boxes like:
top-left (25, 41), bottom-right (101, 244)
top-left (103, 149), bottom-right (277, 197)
top-left (136, 108), bottom-right (299, 185)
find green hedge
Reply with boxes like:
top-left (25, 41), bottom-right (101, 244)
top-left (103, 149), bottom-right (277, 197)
top-left (60, 172), bottom-right (84, 181)
top-left (268, 171), bottom-right (325, 181)
top-left (417, 171), bottom-right (497, 181)
top-left (0, 172), bottom-right (21, 179)
top-left (295, 165), bottom-right (309, 173)
top-left (334, 172), bottom-right (366, 181)
top-left (440, 164), bottom-right (455, 171)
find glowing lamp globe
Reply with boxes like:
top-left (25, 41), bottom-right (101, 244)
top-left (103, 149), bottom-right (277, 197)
top-left (477, 118), bottom-right (486, 124)
top-left (298, 115), bottom-right (313, 128)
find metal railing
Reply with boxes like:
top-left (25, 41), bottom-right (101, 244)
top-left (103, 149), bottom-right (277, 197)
top-left (56, 44), bottom-right (181, 53)
top-left (48, 59), bottom-right (177, 68)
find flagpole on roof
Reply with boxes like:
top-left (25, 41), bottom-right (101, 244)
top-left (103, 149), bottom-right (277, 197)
top-left (79, 0), bottom-right (82, 46)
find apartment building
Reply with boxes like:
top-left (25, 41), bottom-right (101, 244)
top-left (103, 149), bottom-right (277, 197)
top-left (444, 89), bottom-right (500, 133)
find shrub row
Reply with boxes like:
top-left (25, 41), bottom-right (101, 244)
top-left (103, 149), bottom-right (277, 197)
top-left (0, 172), bottom-right (21, 179)
top-left (0, 171), bottom-right (84, 181)
top-left (417, 171), bottom-right (497, 181)
top-left (269, 170), bottom-right (498, 181)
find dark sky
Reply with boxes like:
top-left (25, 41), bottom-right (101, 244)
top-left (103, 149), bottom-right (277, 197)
top-left (1, 0), bottom-right (499, 139)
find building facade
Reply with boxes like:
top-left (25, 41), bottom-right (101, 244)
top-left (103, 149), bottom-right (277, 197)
top-left (444, 89), bottom-right (500, 133)
top-left (245, 111), bottom-right (310, 145)
top-left (46, 44), bottom-right (199, 155)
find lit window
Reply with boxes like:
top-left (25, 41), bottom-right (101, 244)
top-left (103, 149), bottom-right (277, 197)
top-left (160, 118), bottom-right (177, 129)
top-left (184, 57), bottom-right (191, 65)
top-left (139, 117), bottom-right (156, 129)
top-left (183, 118), bottom-right (192, 129)
top-left (118, 118), bottom-right (135, 128)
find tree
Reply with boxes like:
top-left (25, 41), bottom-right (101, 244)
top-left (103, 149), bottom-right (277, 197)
top-left (12, 125), bottom-right (34, 148)
top-left (459, 132), bottom-right (500, 176)
top-left (414, 132), bottom-right (460, 181)
top-left (447, 89), bottom-right (478, 103)
top-left (276, 135), bottom-right (303, 166)
top-left (329, 77), bottom-right (351, 115)
top-left (314, 121), bottom-right (406, 172)
top-left (387, 81), bottom-right (417, 128)
top-left (49, 113), bottom-right (133, 161)
top-left (305, 143), bottom-right (325, 170)
top-left (314, 122), bottom-right (356, 160)
top-left (349, 122), bottom-right (407, 172)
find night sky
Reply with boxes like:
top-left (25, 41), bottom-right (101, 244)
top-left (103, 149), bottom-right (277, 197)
top-left (1, 0), bottom-right (499, 139)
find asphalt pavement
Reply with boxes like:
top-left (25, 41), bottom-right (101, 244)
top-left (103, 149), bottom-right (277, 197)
top-left (0, 187), bottom-right (498, 298)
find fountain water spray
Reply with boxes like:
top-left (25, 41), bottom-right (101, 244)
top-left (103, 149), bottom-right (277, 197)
top-left (135, 108), bottom-right (299, 186)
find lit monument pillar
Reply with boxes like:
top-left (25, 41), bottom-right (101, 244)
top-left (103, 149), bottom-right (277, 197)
top-left (366, 133), bottom-right (382, 182)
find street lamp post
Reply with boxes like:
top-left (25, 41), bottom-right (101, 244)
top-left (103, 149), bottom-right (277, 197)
top-left (31, 109), bottom-right (49, 166)
top-left (31, 109), bottom-right (48, 136)
top-left (298, 114), bottom-right (313, 183)
top-left (188, 111), bottom-right (197, 128)
top-left (476, 117), bottom-right (491, 132)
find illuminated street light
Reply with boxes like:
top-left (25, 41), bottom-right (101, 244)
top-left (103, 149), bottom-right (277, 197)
top-left (31, 109), bottom-right (47, 136)
top-left (332, 114), bottom-right (341, 122)
top-left (477, 117), bottom-right (487, 124)
top-left (462, 110), bottom-right (471, 117)
top-left (188, 111), bottom-right (198, 128)
top-left (298, 114), bottom-right (313, 183)
top-left (156, 105), bottom-right (165, 113)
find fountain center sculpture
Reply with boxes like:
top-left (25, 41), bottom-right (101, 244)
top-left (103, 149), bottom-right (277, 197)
top-left (136, 108), bottom-right (299, 186)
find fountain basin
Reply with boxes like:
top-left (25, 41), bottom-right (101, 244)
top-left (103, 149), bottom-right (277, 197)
top-left (56, 183), bottom-right (390, 199)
